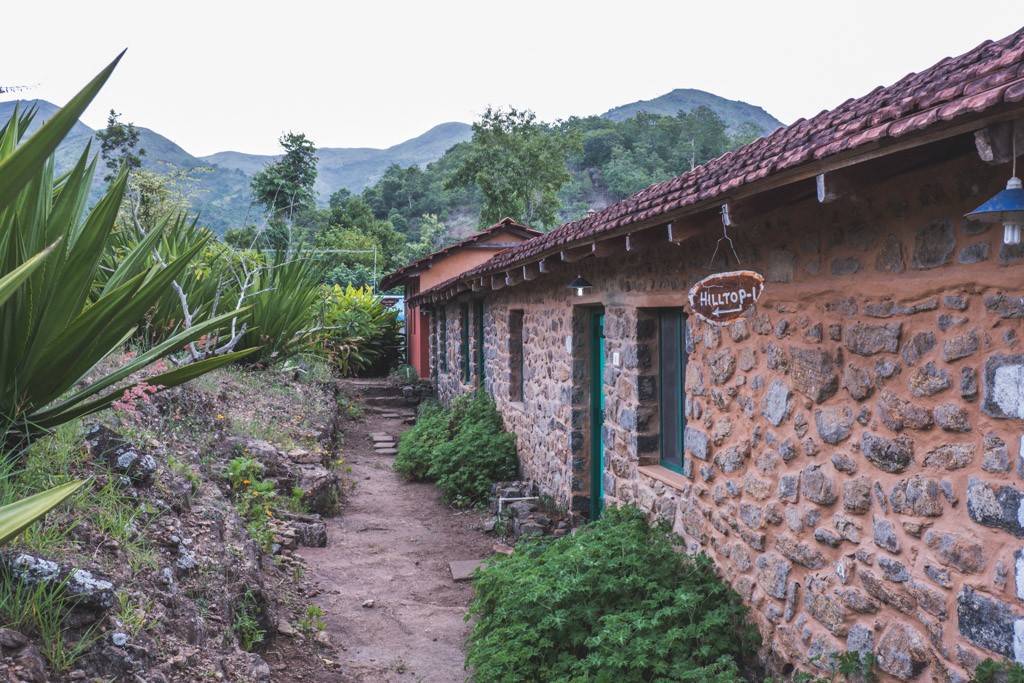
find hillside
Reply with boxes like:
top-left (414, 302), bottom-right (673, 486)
top-left (601, 88), bottom-right (783, 133)
top-left (203, 122), bottom-right (473, 199)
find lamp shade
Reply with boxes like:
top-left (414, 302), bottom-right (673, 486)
top-left (965, 176), bottom-right (1024, 245)
top-left (567, 275), bottom-right (594, 296)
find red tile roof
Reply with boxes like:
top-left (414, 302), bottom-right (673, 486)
top-left (379, 217), bottom-right (540, 290)
top-left (411, 26), bottom-right (1024, 305)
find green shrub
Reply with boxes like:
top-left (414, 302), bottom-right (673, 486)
top-left (395, 392), bottom-right (517, 506)
top-left (319, 285), bottom-right (402, 377)
top-left (973, 659), bottom-right (1024, 682)
top-left (466, 505), bottom-right (757, 682)
top-left (394, 402), bottom-right (447, 481)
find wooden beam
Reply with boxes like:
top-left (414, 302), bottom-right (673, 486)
top-left (626, 225), bottom-right (670, 252)
top-left (490, 275), bottom-right (506, 291)
top-left (538, 259), bottom-right (550, 273)
top-left (975, 119), bottom-right (1024, 165)
top-left (470, 280), bottom-right (484, 292)
top-left (668, 221), bottom-right (705, 245)
top-left (592, 235), bottom-right (626, 258)
top-left (560, 245), bottom-right (592, 263)
top-left (522, 264), bottom-right (538, 281)
top-left (505, 269), bottom-right (524, 286)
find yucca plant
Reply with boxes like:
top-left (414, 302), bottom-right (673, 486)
top-left (232, 249), bottom-right (324, 365)
top-left (0, 54), bottom-right (252, 462)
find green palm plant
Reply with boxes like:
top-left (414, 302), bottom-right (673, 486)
top-left (0, 54), bottom-right (252, 461)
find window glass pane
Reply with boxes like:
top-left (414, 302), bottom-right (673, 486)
top-left (659, 310), bottom-right (683, 471)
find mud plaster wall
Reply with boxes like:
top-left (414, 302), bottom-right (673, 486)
top-left (432, 150), bottom-right (1024, 681)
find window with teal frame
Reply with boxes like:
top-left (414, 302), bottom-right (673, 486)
top-left (439, 307), bottom-right (448, 373)
top-left (658, 309), bottom-right (687, 473)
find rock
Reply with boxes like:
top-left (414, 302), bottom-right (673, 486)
top-left (843, 477), bottom-right (872, 514)
top-left (923, 443), bottom-right (975, 470)
top-left (0, 627), bottom-right (47, 683)
top-left (876, 234), bottom-right (906, 273)
top-left (873, 517), bottom-right (900, 553)
top-left (802, 464), bottom-right (836, 506)
top-left (957, 586), bottom-right (1024, 659)
top-left (779, 474), bottom-right (799, 503)
top-left (878, 556), bottom-right (910, 582)
top-left (831, 256), bottom-right (862, 275)
top-left (4, 554), bottom-right (115, 611)
top-left (909, 362), bottom-right (952, 398)
top-left (840, 588), bottom-right (880, 614)
top-left (981, 434), bottom-right (1009, 473)
top-left (84, 424), bottom-right (158, 485)
top-left (768, 248), bottom-right (796, 282)
top-left (294, 522), bottom-right (327, 548)
top-left (805, 575), bottom-right (847, 636)
top-left (790, 348), bottom-right (839, 403)
top-left (861, 432), bottom-right (914, 473)
top-left (981, 354), bottom-right (1024, 418)
top-left (907, 580), bottom-right (947, 618)
top-left (877, 622), bottom-right (930, 679)
top-left (966, 477), bottom-right (1024, 537)
top-left (901, 331), bottom-right (936, 367)
top-left (934, 403), bottom-right (970, 432)
top-left (775, 533), bottom-right (827, 569)
top-left (842, 363), bottom-right (875, 400)
top-left (755, 553), bottom-right (790, 599)
top-left (889, 477), bottom-right (944, 517)
top-left (985, 294), bottom-right (1024, 319)
top-left (684, 427), bottom-right (710, 460)
top-left (844, 322), bottom-right (902, 357)
top-left (848, 624), bottom-right (875, 655)
top-left (762, 379), bottom-right (792, 427)
top-left (297, 465), bottom-right (341, 516)
top-left (911, 218), bottom-right (955, 269)
top-left (859, 569), bottom-right (915, 613)
top-left (943, 329), bottom-right (979, 362)
top-left (831, 453), bottom-right (857, 474)
top-left (276, 619), bottom-right (297, 637)
top-left (709, 350), bottom-right (736, 385)
top-left (814, 527), bottom-right (843, 547)
top-left (878, 390), bottom-right (933, 431)
top-left (960, 367), bottom-right (979, 401)
top-left (959, 241), bottom-right (989, 264)
top-left (815, 405), bottom-right (853, 445)
top-left (924, 530), bottom-right (986, 574)
top-left (362, 599), bottom-right (375, 608)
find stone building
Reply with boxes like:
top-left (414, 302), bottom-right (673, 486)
top-left (405, 28), bottom-right (1024, 681)
top-left (380, 218), bottom-right (538, 378)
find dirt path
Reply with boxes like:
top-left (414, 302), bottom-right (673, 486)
top-left (297, 393), bottom-right (493, 683)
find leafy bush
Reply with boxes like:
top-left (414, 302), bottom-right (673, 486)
top-left (395, 392), bottom-right (516, 506)
top-left (466, 505), bottom-right (757, 682)
top-left (394, 402), bottom-right (448, 481)
top-left (319, 285), bottom-right (402, 377)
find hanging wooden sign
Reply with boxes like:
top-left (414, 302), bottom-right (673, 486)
top-left (688, 270), bottom-right (765, 325)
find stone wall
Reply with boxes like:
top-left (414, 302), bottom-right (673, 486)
top-left (430, 149), bottom-right (1024, 680)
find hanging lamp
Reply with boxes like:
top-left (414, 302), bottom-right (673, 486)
top-left (965, 133), bottom-right (1024, 245)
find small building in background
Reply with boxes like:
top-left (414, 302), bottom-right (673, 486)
top-left (380, 218), bottom-right (540, 378)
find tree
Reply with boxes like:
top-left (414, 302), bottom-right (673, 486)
top-left (250, 132), bottom-right (318, 245)
top-left (447, 107), bottom-right (580, 230)
top-left (96, 109), bottom-right (145, 183)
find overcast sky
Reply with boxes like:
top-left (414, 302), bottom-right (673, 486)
top-left (4, 1), bottom-right (1023, 157)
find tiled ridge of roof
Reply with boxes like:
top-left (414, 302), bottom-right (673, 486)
top-left (411, 27), bottom-right (1024, 304)
top-left (379, 217), bottom-right (540, 290)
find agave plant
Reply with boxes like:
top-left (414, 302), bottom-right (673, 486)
top-left (0, 54), bottom-right (251, 460)
top-left (0, 481), bottom-right (85, 546)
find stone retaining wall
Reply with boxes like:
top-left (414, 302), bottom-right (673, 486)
top-left (431, 150), bottom-right (1024, 680)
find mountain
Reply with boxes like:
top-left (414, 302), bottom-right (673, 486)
top-left (202, 122), bottom-right (473, 199)
top-left (600, 88), bottom-right (784, 133)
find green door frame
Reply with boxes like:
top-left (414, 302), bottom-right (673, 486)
top-left (589, 308), bottom-right (606, 520)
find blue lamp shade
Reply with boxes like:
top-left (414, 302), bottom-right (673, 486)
top-left (567, 275), bottom-right (594, 297)
top-left (965, 176), bottom-right (1024, 245)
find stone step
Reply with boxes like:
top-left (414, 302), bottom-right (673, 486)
top-left (375, 448), bottom-right (397, 456)
top-left (449, 559), bottom-right (485, 582)
top-left (364, 395), bottom-right (414, 408)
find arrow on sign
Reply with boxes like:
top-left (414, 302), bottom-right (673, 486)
top-left (713, 306), bottom-right (744, 316)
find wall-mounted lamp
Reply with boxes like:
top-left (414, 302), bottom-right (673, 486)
top-left (567, 275), bottom-right (594, 297)
top-left (965, 137), bottom-right (1024, 245)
